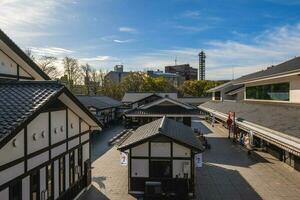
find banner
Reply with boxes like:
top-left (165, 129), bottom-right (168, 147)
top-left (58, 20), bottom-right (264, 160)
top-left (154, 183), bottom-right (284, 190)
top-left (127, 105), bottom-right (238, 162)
top-left (120, 152), bottom-right (128, 166)
top-left (195, 153), bottom-right (203, 168)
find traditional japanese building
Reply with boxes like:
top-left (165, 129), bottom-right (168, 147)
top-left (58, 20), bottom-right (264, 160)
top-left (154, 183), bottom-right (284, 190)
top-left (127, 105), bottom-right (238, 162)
top-left (118, 117), bottom-right (204, 198)
top-left (0, 29), bottom-right (102, 200)
top-left (123, 94), bottom-right (201, 127)
top-left (77, 95), bottom-right (123, 126)
top-left (200, 57), bottom-right (300, 171)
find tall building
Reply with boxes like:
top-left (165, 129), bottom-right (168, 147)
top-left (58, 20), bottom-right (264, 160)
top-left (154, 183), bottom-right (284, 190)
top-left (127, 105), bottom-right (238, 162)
top-left (104, 65), bottom-right (130, 84)
top-left (198, 51), bottom-right (206, 80)
top-left (165, 64), bottom-right (198, 81)
top-left (147, 70), bottom-right (182, 87)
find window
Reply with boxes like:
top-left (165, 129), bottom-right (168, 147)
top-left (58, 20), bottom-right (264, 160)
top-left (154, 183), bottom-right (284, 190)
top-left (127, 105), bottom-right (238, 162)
top-left (46, 164), bottom-right (53, 200)
top-left (59, 157), bottom-right (65, 194)
top-left (69, 151), bottom-right (75, 186)
top-left (246, 82), bottom-right (289, 101)
top-left (149, 160), bottom-right (171, 178)
top-left (30, 170), bottom-right (39, 200)
top-left (214, 91), bottom-right (221, 100)
top-left (9, 180), bottom-right (22, 200)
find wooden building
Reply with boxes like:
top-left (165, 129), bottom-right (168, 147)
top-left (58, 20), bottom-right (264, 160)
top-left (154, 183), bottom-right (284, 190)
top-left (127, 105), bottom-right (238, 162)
top-left (0, 29), bottom-right (102, 200)
top-left (118, 117), bottom-right (204, 199)
top-left (123, 94), bottom-right (200, 128)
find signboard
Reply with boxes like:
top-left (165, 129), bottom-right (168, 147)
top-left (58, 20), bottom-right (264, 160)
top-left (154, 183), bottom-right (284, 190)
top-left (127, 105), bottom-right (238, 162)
top-left (120, 152), bottom-right (128, 166)
top-left (195, 153), bottom-right (203, 168)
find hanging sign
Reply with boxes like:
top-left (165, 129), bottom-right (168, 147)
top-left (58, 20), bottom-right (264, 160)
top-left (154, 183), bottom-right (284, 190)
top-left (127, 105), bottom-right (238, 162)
top-left (120, 152), bottom-right (128, 166)
top-left (195, 153), bottom-right (203, 168)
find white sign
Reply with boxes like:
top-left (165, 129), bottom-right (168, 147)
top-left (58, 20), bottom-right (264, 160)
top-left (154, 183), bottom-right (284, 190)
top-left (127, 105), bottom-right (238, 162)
top-left (195, 153), bottom-right (203, 168)
top-left (120, 152), bottom-right (128, 166)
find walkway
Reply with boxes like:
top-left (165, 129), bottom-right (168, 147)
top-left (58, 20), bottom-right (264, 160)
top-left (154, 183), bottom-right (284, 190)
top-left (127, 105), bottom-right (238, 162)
top-left (194, 119), bottom-right (300, 200)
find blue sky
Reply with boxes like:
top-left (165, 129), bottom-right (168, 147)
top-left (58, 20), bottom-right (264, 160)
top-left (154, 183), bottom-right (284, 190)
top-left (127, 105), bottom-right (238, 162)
top-left (1, 0), bottom-right (300, 79)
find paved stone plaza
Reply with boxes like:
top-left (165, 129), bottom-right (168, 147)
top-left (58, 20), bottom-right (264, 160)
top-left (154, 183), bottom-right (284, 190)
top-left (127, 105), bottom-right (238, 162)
top-left (79, 119), bottom-right (300, 200)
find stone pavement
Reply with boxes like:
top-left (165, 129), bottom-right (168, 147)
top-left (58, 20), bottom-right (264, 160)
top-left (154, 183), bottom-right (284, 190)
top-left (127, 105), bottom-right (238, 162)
top-left (194, 119), bottom-right (300, 200)
top-left (79, 119), bottom-right (300, 200)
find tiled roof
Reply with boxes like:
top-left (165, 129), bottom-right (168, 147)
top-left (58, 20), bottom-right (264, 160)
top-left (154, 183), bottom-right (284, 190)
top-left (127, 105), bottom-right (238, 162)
top-left (125, 105), bottom-right (200, 116)
top-left (77, 96), bottom-right (122, 110)
top-left (118, 117), bottom-right (203, 151)
top-left (233, 57), bottom-right (300, 84)
top-left (0, 81), bottom-right (64, 142)
top-left (200, 100), bottom-right (300, 139)
top-left (122, 92), bottom-right (178, 103)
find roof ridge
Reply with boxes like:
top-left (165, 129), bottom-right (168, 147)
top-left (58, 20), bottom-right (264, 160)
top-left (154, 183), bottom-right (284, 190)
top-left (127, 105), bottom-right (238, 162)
top-left (158, 116), bottom-right (166, 132)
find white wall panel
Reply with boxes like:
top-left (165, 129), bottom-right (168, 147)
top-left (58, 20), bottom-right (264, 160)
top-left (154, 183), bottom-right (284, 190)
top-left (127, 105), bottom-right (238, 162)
top-left (51, 143), bottom-right (66, 159)
top-left (0, 188), bottom-right (9, 200)
top-left (172, 160), bottom-right (191, 178)
top-left (131, 142), bottom-right (148, 157)
top-left (0, 130), bottom-right (24, 166)
top-left (0, 162), bottom-right (24, 185)
top-left (68, 109), bottom-right (79, 137)
top-left (151, 142), bottom-right (171, 157)
top-left (81, 121), bottom-right (89, 133)
top-left (82, 143), bottom-right (90, 163)
top-left (22, 176), bottom-right (30, 200)
top-left (0, 49), bottom-right (17, 75)
top-left (51, 110), bottom-right (66, 144)
top-left (40, 167), bottom-right (46, 198)
top-left (54, 160), bottom-right (59, 199)
top-left (65, 154), bottom-right (69, 189)
top-left (27, 151), bottom-right (49, 170)
top-left (27, 112), bottom-right (49, 154)
top-left (173, 142), bottom-right (190, 157)
top-left (80, 132), bottom-right (89, 143)
top-left (68, 137), bottom-right (79, 150)
top-left (131, 159), bottom-right (149, 177)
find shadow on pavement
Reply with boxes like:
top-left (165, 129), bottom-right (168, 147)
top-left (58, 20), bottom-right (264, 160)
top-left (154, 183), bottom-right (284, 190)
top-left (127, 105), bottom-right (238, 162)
top-left (196, 163), bottom-right (263, 200)
top-left (78, 185), bottom-right (110, 200)
top-left (91, 125), bottom-right (125, 161)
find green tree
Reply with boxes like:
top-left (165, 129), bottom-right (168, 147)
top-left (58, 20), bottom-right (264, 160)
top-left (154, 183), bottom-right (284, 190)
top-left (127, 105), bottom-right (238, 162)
top-left (179, 80), bottom-right (224, 97)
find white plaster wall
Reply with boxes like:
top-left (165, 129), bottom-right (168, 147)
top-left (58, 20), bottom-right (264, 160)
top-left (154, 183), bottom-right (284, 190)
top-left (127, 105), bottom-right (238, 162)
top-left (0, 162), bottom-right (24, 185)
top-left (68, 137), bottom-right (79, 150)
top-left (54, 160), bottom-right (59, 199)
top-left (68, 109), bottom-right (79, 138)
top-left (0, 49), bottom-right (17, 75)
top-left (65, 153), bottom-right (69, 190)
top-left (131, 142), bottom-right (148, 157)
top-left (81, 121), bottom-right (89, 133)
top-left (172, 160), bottom-right (191, 178)
top-left (0, 188), bottom-right (9, 200)
top-left (19, 67), bottom-right (31, 77)
top-left (51, 143), bottom-right (66, 159)
top-left (151, 143), bottom-right (171, 157)
top-left (27, 112), bottom-right (49, 154)
top-left (22, 176), bottom-right (30, 200)
top-left (82, 143), bottom-right (90, 163)
top-left (27, 151), bottom-right (49, 170)
top-left (0, 130), bottom-right (24, 166)
top-left (131, 159), bottom-right (149, 177)
top-left (173, 142), bottom-right (190, 157)
top-left (40, 167), bottom-right (46, 198)
top-left (80, 132), bottom-right (89, 143)
top-left (51, 110), bottom-right (66, 145)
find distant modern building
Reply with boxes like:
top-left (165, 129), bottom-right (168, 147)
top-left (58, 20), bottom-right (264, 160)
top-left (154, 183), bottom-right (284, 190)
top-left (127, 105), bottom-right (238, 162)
top-left (104, 65), bottom-right (130, 84)
top-left (165, 64), bottom-right (197, 81)
top-left (198, 51), bottom-right (206, 80)
top-left (147, 70), bottom-right (182, 87)
top-left (77, 96), bottom-right (123, 126)
top-left (200, 56), bottom-right (300, 172)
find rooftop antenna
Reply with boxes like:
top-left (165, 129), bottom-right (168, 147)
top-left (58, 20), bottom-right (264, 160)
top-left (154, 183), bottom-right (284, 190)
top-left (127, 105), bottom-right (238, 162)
top-left (175, 56), bottom-right (177, 66)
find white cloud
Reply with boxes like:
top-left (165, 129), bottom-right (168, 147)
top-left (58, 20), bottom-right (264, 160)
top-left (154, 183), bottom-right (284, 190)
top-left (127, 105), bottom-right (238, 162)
top-left (122, 23), bottom-right (300, 80)
top-left (30, 47), bottom-right (74, 57)
top-left (80, 56), bottom-right (119, 62)
top-left (173, 25), bottom-right (208, 32)
top-left (119, 27), bottom-right (138, 34)
top-left (113, 39), bottom-right (135, 43)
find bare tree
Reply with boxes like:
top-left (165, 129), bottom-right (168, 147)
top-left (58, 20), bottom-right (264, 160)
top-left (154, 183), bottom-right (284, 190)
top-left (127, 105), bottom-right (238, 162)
top-left (81, 64), bottom-right (92, 95)
top-left (63, 57), bottom-right (82, 91)
top-left (37, 56), bottom-right (60, 79)
top-left (24, 48), bottom-right (35, 61)
top-left (90, 69), bottom-right (106, 95)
